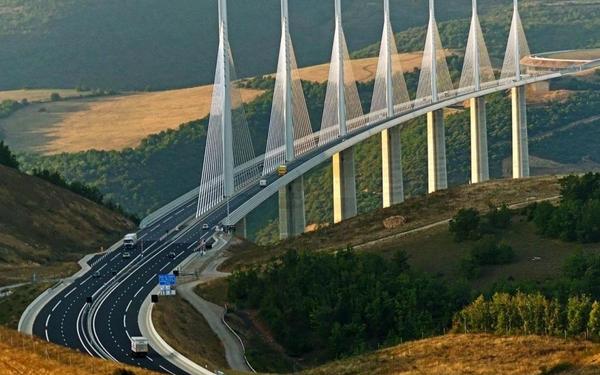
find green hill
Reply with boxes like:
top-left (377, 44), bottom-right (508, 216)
top-left (1, 0), bottom-right (599, 91)
top-left (0, 163), bottom-right (135, 286)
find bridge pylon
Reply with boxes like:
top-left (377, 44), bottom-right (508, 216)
top-left (417, 0), bottom-right (451, 193)
top-left (372, 0), bottom-right (410, 208)
top-left (321, 0), bottom-right (363, 223)
top-left (196, 0), bottom-right (260, 221)
top-left (460, 0), bottom-right (493, 184)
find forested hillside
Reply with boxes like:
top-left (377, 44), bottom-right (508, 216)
top-left (0, 0), bottom-right (598, 90)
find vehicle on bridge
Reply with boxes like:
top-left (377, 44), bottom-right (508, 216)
top-left (130, 337), bottom-right (148, 357)
top-left (277, 164), bottom-right (288, 177)
top-left (123, 233), bottom-right (138, 248)
top-left (260, 178), bottom-right (268, 188)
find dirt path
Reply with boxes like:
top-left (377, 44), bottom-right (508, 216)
top-left (177, 252), bottom-right (252, 373)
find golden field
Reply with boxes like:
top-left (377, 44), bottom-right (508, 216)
top-left (0, 86), bottom-right (263, 155)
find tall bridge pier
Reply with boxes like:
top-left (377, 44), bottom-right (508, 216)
top-left (511, 86), bottom-right (529, 178)
top-left (427, 109), bottom-right (448, 193)
top-left (381, 127), bottom-right (404, 207)
top-left (333, 148), bottom-right (358, 223)
top-left (279, 177), bottom-right (306, 239)
top-left (470, 96), bottom-right (489, 183)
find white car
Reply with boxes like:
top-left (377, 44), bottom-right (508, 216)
top-left (202, 223), bottom-right (210, 230)
top-left (122, 252), bottom-right (131, 259)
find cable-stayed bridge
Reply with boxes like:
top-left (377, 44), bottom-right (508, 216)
top-left (145, 0), bottom-right (595, 240)
top-left (23, 1), bottom-right (600, 375)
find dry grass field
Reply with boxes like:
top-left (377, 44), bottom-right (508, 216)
top-left (0, 86), bottom-right (263, 154)
top-left (152, 294), bottom-right (228, 371)
top-left (0, 326), bottom-right (159, 375)
top-left (300, 334), bottom-right (600, 375)
top-left (293, 51), bottom-right (426, 83)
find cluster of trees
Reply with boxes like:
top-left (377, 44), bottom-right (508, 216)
top-left (449, 205), bottom-right (511, 242)
top-left (0, 141), bottom-right (19, 169)
top-left (529, 174), bottom-right (600, 243)
top-left (454, 292), bottom-right (600, 339)
top-left (448, 206), bottom-right (514, 279)
top-left (228, 249), bottom-right (467, 359)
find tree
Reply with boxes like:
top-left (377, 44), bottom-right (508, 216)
top-left (0, 141), bottom-right (19, 169)
top-left (50, 92), bottom-right (61, 101)
top-left (567, 295), bottom-right (592, 336)
top-left (588, 301), bottom-right (600, 339)
top-left (544, 298), bottom-right (564, 336)
top-left (449, 208), bottom-right (481, 242)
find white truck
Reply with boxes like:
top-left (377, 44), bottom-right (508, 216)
top-left (131, 336), bottom-right (148, 357)
top-left (123, 233), bottom-right (138, 248)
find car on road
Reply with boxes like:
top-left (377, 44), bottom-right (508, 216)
top-left (202, 223), bottom-right (209, 230)
top-left (122, 252), bottom-right (131, 259)
top-left (259, 179), bottom-right (268, 187)
top-left (168, 251), bottom-right (176, 259)
top-left (93, 271), bottom-right (101, 278)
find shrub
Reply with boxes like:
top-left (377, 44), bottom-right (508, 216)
top-left (0, 141), bottom-right (19, 169)
top-left (449, 208), bottom-right (481, 242)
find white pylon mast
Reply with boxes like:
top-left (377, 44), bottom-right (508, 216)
top-left (281, 0), bottom-right (295, 162)
top-left (472, 0), bottom-right (481, 91)
top-left (384, 0), bottom-right (394, 116)
top-left (218, 0), bottom-right (234, 198)
top-left (513, 0), bottom-right (521, 81)
top-left (429, 0), bottom-right (438, 102)
top-left (335, 0), bottom-right (347, 136)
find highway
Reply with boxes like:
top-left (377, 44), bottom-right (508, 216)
top-left (29, 161), bottom-right (281, 374)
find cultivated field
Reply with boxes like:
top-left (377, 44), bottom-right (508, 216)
top-left (0, 86), bottom-right (263, 154)
top-left (294, 51), bottom-right (426, 83)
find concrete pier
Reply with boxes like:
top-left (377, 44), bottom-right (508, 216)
top-left (279, 176), bottom-right (306, 239)
top-left (511, 85), bottom-right (530, 179)
top-left (381, 127), bottom-right (404, 208)
top-left (333, 147), bottom-right (358, 223)
top-left (427, 109), bottom-right (448, 193)
top-left (235, 216), bottom-right (247, 239)
top-left (470, 97), bottom-right (489, 183)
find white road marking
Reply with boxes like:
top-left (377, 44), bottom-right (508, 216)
top-left (123, 315), bottom-right (127, 328)
top-left (162, 216), bottom-right (173, 224)
top-left (51, 300), bottom-right (62, 312)
top-left (64, 287), bottom-right (77, 298)
top-left (160, 365), bottom-right (176, 375)
top-left (146, 275), bottom-right (155, 285)
top-left (125, 300), bottom-right (132, 313)
top-left (133, 286), bottom-right (144, 298)
top-left (110, 253), bottom-right (120, 262)
top-left (80, 276), bottom-right (92, 286)
top-left (187, 240), bottom-right (198, 249)
top-left (159, 263), bottom-right (170, 272)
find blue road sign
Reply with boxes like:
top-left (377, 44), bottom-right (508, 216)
top-left (158, 274), bottom-right (176, 286)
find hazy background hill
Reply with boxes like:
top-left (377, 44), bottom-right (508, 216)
top-left (1, 0), bottom-right (593, 91)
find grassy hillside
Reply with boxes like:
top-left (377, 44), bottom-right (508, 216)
top-left (0, 0), bottom-right (597, 91)
top-left (0, 164), bottom-right (135, 285)
top-left (0, 325), bottom-right (159, 374)
top-left (300, 334), bottom-right (600, 375)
